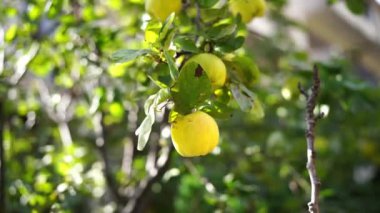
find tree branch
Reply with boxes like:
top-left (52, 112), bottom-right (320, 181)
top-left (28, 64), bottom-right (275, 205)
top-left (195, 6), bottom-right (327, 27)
top-left (298, 65), bottom-right (323, 213)
top-left (58, 122), bottom-right (73, 147)
top-left (0, 101), bottom-right (6, 213)
top-left (92, 112), bottom-right (126, 204)
top-left (9, 43), bottom-right (39, 85)
top-left (122, 109), bottom-right (173, 213)
top-left (121, 109), bottom-right (138, 178)
top-left (0, 26), bottom-right (5, 212)
top-left (122, 144), bottom-right (173, 213)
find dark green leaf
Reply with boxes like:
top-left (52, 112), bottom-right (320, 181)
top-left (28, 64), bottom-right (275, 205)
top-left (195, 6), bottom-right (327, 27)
top-left (171, 62), bottom-right (212, 114)
top-left (149, 63), bottom-right (171, 88)
top-left (174, 36), bottom-right (199, 53)
top-left (206, 24), bottom-right (237, 40)
top-left (345, 0), bottom-right (366, 15)
top-left (216, 36), bottom-right (245, 52)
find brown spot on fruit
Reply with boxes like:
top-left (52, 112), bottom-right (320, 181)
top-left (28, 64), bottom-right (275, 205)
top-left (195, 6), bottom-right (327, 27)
top-left (195, 65), bottom-right (203, 77)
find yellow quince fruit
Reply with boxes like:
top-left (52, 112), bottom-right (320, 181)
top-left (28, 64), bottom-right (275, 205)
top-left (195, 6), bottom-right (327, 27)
top-left (229, 0), bottom-right (266, 23)
top-left (171, 111), bottom-right (219, 157)
top-left (185, 53), bottom-right (227, 89)
top-left (145, 0), bottom-right (182, 21)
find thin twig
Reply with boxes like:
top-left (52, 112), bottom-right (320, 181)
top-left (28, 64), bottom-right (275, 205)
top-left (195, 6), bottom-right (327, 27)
top-left (298, 65), bottom-right (323, 213)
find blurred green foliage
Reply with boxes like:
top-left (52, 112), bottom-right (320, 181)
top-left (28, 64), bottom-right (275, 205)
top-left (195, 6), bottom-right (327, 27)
top-left (0, 0), bottom-right (379, 212)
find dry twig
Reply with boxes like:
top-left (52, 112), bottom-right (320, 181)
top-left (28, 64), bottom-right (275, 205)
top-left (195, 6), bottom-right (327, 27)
top-left (298, 65), bottom-right (323, 213)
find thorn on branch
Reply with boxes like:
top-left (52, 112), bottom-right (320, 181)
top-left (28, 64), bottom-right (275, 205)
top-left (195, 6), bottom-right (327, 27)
top-left (316, 112), bottom-right (325, 120)
top-left (298, 82), bottom-right (309, 99)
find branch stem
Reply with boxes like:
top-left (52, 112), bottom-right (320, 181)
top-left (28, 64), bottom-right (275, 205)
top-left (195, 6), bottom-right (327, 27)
top-left (299, 65), bottom-right (322, 213)
top-left (93, 112), bottom-right (125, 204)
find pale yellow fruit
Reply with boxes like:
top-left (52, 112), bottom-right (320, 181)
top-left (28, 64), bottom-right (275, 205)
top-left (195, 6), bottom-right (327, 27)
top-left (171, 111), bottom-right (219, 157)
top-left (145, 0), bottom-right (182, 21)
top-left (186, 53), bottom-right (227, 88)
top-left (229, 0), bottom-right (266, 23)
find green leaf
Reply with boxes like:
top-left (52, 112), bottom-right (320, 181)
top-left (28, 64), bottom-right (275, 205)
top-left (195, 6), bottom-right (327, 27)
top-left (162, 28), bottom-right (176, 50)
top-left (145, 20), bottom-right (162, 44)
top-left (111, 49), bottom-right (151, 63)
top-left (148, 75), bottom-right (168, 88)
top-left (164, 50), bottom-right (179, 80)
top-left (158, 13), bottom-right (176, 50)
top-left (30, 54), bottom-right (54, 77)
top-left (326, 0), bottom-right (338, 5)
top-left (198, 101), bottom-right (233, 119)
top-left (200, 7), bottom-right (228, 23)
top-left (171, 62), bottom-right (212, 114)
top-left (5, 24), bottom-right (17, 42)
top-left (215, 87), bottom-right (232, 103)
top-left (216, 36), bottom-right (245, 52)
top-left (150, 63), bottom-right (172, 88)
top-left (250, 98), bottom-right (265, 120)
top-left (345, 0), bottom-right (366, 15)
top-left (155, 88), bottom-right (171, 108)
top-left (206, 24), bottom-right (237, 40)
top-left (168, 109), bottom-right (180, 123)
top-left (109, 102), bottom-right (124, 119)
top-left (174, 36), bottom-right (199, 53)
top-left (197, 0), bottom-right (219, 8)
top-left (230, 83), bottom-right (255, 111)
top-left (228, 56), bottom-right (260, 86)
top-left (159, 12), bottom-right (175, 40)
